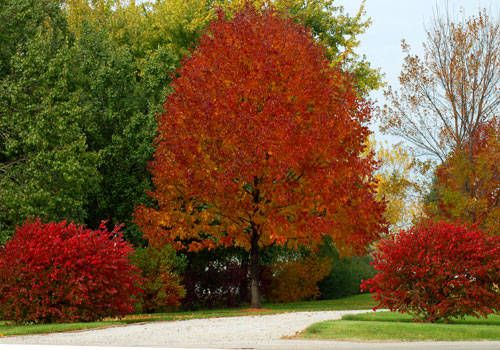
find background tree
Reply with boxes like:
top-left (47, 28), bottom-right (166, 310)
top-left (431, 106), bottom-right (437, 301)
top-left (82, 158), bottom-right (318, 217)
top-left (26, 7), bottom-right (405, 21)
top-left (65, 0), bottom-right (381, 95)
top-left (0, 5), bottom-right (100, 242)
top-left (317, 236), bottom-right (375, 299)
top-left (371, 140), bottom-right (430, 232)
top-left (0, 1), bottom-right (161, 244)
top-left (135, 7), bottom-right (385, 308)
top-left (381, 9), bottom-right (499, 161)
top-left (0, 17), bottom-right (158, 243)
top-left (0, 0), bottom-right (65, 77)
top-left (425, 121), bottom-right (499, 234)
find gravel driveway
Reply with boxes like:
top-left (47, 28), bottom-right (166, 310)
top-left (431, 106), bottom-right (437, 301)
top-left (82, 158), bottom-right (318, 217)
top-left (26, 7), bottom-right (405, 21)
top-left (1, 310), bottom-right (499, 350)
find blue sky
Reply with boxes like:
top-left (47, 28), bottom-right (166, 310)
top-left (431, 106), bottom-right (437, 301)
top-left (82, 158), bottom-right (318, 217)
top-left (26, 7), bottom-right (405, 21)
top-left (335, 0), bottom-right (499, 143)
top-left (336, 0), bottom-right (499, 99)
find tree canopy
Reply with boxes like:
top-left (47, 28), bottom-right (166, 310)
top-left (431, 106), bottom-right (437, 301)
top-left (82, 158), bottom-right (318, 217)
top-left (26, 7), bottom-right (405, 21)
top-left (135, 7), bottom-right (385, 307)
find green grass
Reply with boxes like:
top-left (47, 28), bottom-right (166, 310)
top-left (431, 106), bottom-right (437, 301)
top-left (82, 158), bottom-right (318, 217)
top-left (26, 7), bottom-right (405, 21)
top-left (299, 311), bottom-right (500, 341)
top-left (0, 294), bottom-right (376, 337)
top-left (343, 311), bottom-right (500, 325)
top-left (265, 293), bottom-right (375, 311)
top-left (0, 321), bottom-right (123, 337)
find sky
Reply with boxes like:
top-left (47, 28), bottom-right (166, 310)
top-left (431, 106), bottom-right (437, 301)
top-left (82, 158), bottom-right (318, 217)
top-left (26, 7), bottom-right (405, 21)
top-left (335, 0), bottom-right (499, 144)
top-left (336, 0), bottom-right (499, 96)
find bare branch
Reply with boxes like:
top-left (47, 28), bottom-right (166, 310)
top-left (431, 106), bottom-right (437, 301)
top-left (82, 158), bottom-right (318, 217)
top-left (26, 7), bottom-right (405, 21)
top-left (380, 9), bottom-right (499, 160)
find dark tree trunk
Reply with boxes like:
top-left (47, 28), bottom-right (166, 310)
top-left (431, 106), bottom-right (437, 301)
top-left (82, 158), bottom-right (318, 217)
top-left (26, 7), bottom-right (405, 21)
top-left (249, 176), bottom-right (262, 308)
top-left (249, 224), bottom-right (261, 308)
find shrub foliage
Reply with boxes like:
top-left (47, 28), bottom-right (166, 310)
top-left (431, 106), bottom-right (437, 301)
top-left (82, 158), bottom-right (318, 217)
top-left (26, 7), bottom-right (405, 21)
top-left (0, 220), bottom-right (142, 323)
top-left (267, 255), bottom-right (332, 303)
top-left (316, 236), bottom-right (375, 299)
top-left (362, 221), bottom-right (500, 322)
top-left (132, 245), bottom-right (186, 313)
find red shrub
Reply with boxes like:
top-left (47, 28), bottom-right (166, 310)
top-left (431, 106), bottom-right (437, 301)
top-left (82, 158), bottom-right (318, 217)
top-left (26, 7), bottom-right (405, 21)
top-left (0, 220), bottom-right (142, 323)
top-left (362, 221), bottom-right (499, 322)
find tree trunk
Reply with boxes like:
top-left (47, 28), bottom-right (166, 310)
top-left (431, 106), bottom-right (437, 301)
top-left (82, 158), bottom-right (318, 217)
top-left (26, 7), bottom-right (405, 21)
top-left (249, 224), bottom-right (261, 308)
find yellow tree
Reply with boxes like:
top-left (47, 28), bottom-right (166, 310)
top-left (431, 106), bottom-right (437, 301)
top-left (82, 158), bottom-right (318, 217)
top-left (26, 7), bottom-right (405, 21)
top-left (370, 140), bottom-right (429, 232)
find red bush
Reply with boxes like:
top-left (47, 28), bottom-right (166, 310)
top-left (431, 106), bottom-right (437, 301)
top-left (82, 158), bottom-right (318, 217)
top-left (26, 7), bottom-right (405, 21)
top-left (0, 220), bottom-right (142, 323)
top-left (362, 221), bottom-right (499, 322)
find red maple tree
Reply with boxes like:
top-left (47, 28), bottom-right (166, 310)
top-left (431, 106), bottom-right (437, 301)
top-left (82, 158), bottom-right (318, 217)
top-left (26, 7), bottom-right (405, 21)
top-left (135, 7), bottom-right (385, 307)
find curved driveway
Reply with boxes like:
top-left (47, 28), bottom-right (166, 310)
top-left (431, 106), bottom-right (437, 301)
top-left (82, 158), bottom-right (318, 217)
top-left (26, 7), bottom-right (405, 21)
top-left (1, 310), bottom-right (499, 350)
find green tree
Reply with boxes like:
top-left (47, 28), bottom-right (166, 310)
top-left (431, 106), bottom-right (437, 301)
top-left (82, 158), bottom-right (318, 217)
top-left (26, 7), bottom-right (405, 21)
top-left (0, 0), bottom-right (65, 77)
top-left (0, 12), bottom-right (99, 242)
top-left (63, 23), bottom-right (159, 243)
top-left (0, 1), bottom-right (177, 243)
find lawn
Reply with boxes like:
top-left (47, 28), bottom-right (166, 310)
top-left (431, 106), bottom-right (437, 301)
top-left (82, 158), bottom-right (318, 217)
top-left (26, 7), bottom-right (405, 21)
top-left (299, 311), bottom-right (500, 341)
top-left (0, 293), bottom-right (376, 337)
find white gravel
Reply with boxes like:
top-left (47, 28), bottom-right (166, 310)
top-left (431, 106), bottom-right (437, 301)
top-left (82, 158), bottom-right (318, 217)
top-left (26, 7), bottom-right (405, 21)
top-left (1, 310), bottom-right (499, 350)
top-left (0, 310), bottom-right (365, 348)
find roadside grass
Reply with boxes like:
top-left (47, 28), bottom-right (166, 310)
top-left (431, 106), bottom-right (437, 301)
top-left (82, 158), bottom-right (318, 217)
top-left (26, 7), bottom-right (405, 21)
top-left (299, 311), bottom-right (500, 341)
top-left (0, 321), bottom-right (123, 337)
top-left (0, 293), bottom-right (376, 337)
top-left (265, 293), bottom-right (375, 311)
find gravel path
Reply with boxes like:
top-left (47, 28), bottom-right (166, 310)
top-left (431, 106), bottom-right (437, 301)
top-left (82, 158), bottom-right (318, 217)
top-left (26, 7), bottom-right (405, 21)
top-left (1, 310), bottom-right (499, 350)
